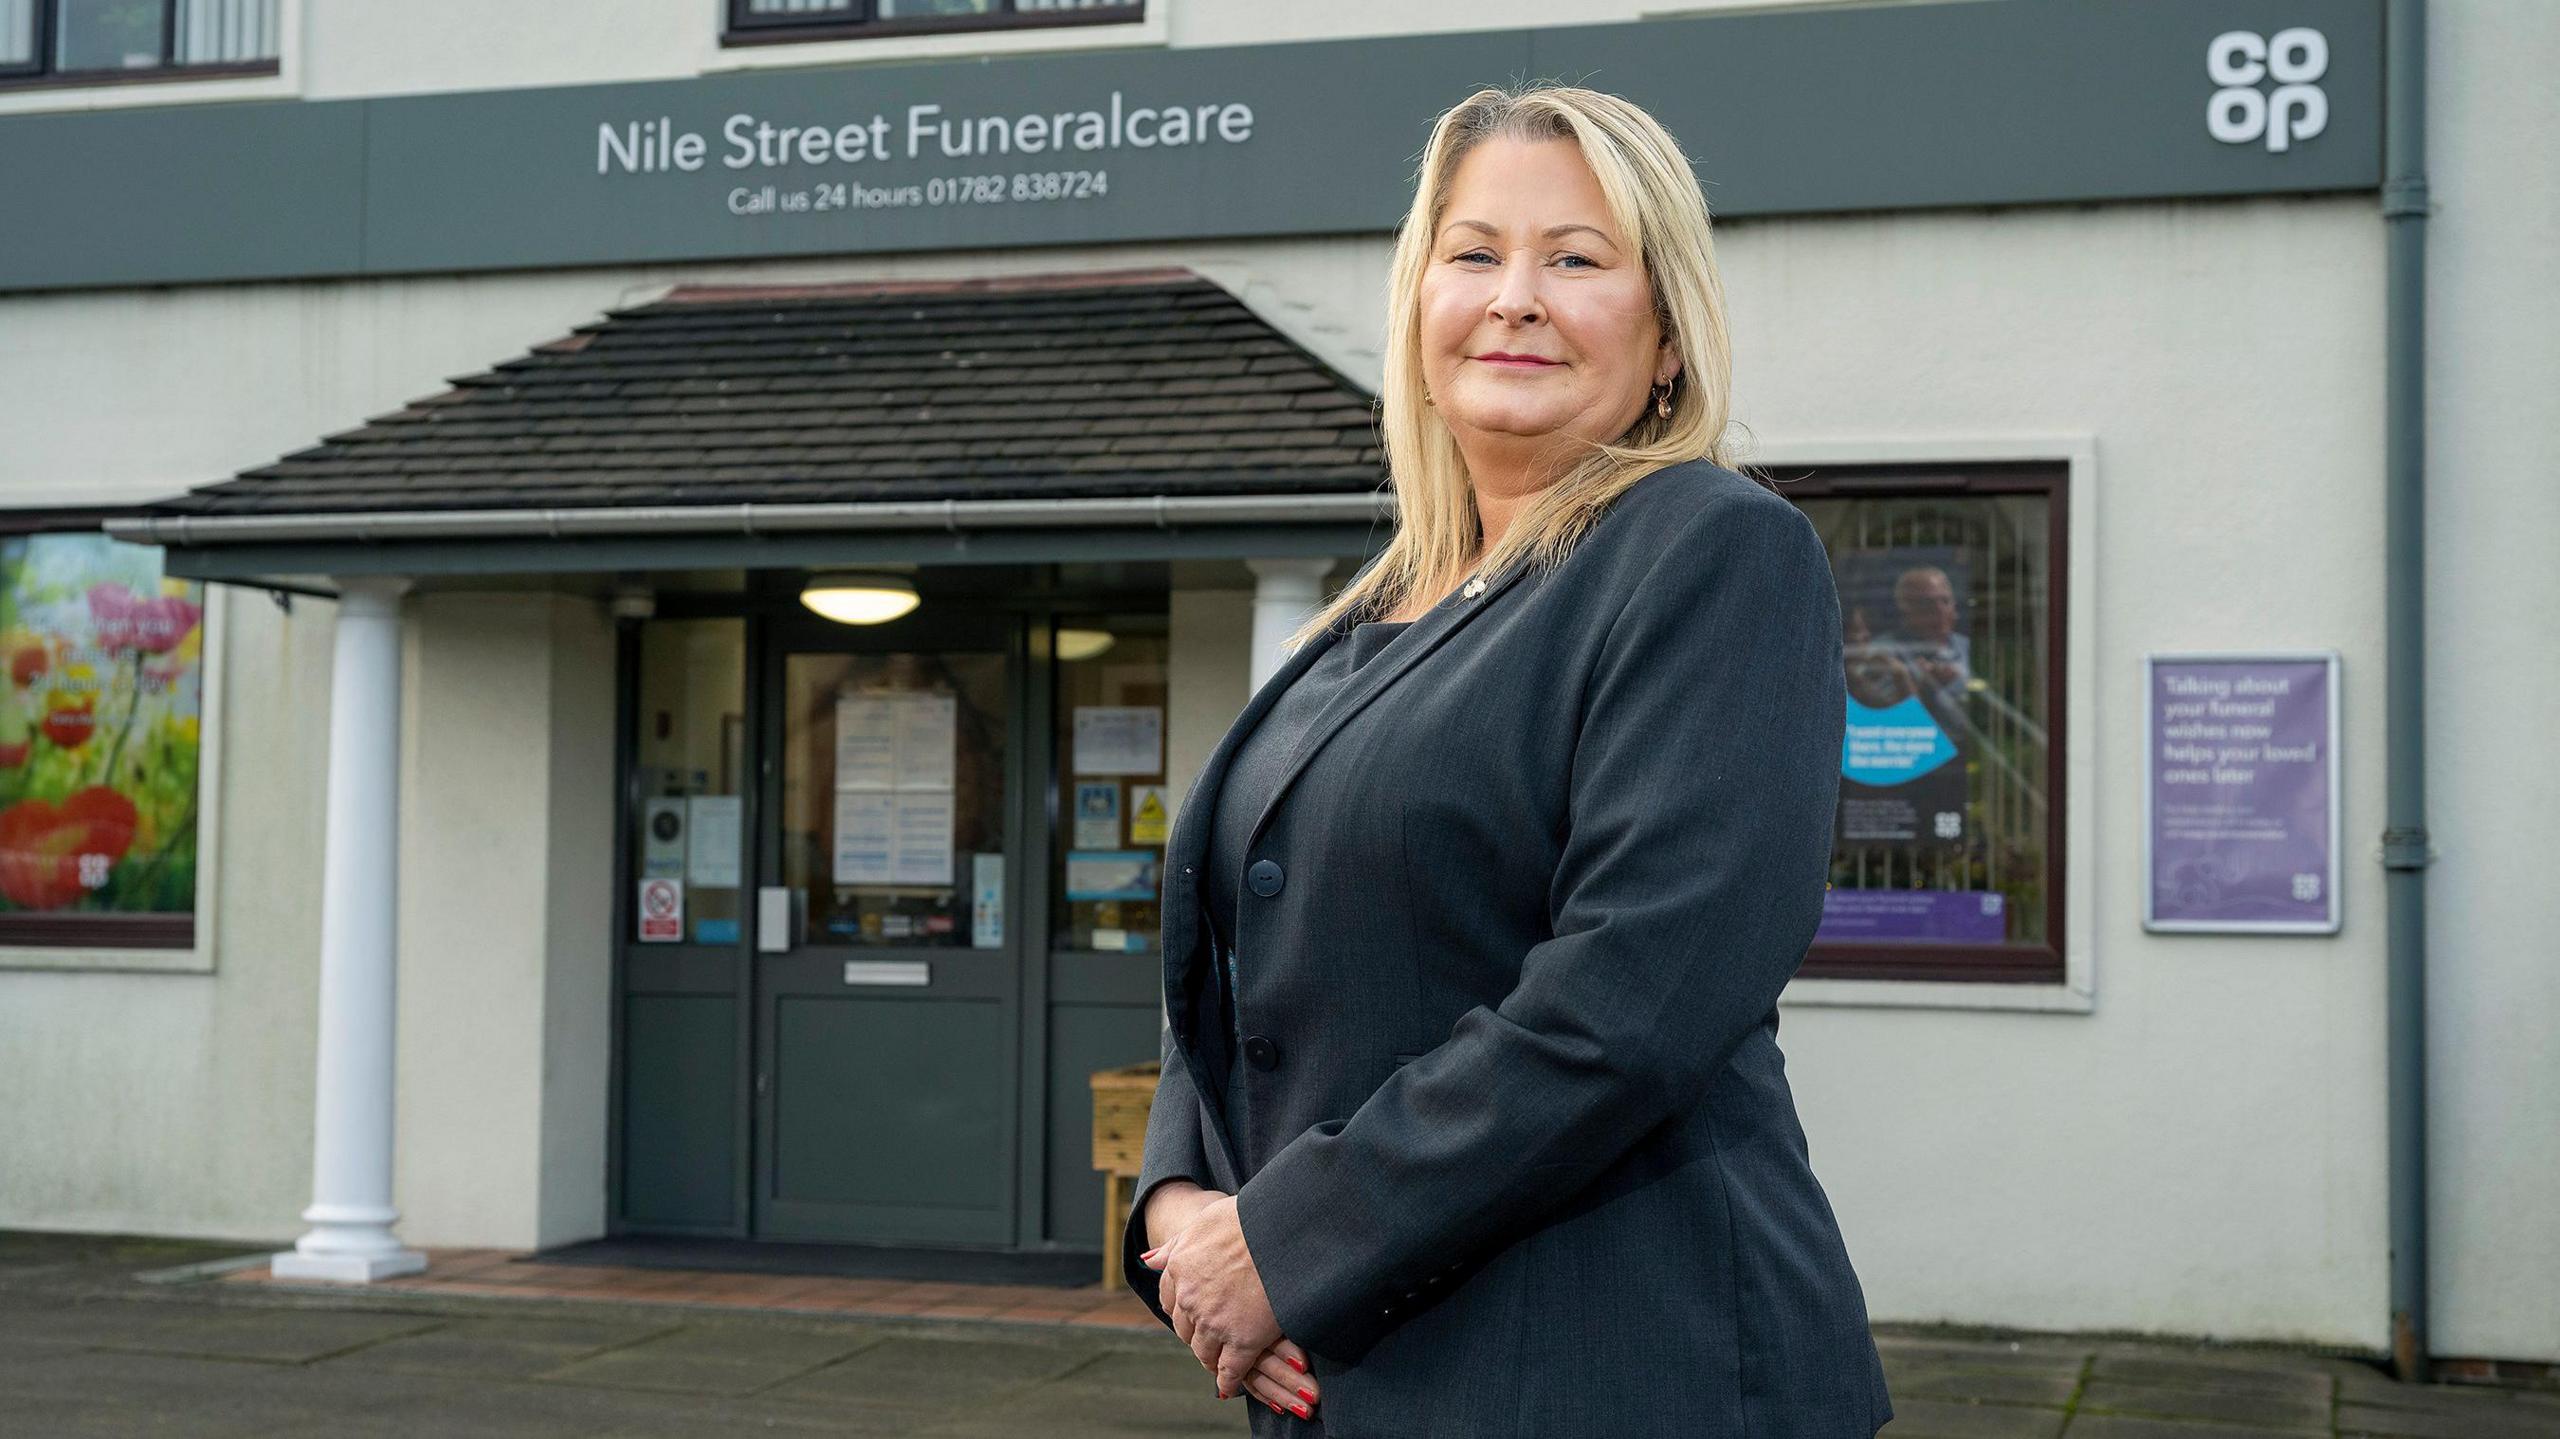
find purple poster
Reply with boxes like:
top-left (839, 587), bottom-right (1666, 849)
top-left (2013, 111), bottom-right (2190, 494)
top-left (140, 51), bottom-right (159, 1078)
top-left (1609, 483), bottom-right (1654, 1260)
top-left (2145, 654), bottom-right (2340, 932)
top-left (1816, 888), bottom-right (2008, 944)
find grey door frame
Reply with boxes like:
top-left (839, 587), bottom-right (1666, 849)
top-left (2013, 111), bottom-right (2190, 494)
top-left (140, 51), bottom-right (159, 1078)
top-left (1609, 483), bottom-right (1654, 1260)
top-left (608, 569), bottom-right (1169, 1251)
top-left (605, 603), bottom-right (769, 1240)
top-left (749, 603), bottom-right (1035, 1246)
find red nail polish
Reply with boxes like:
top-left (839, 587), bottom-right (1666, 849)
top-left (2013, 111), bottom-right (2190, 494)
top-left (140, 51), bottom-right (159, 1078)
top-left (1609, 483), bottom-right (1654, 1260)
top-left (1298, 1387), bottom-right (1316, 1402)
top-left (1294, 1401), bottom-right (1311, 1417)
top-left (1285, 1354), bottom-right (1306, 1372)
top-left (1267, 1399), bottom-right (1283, 1413)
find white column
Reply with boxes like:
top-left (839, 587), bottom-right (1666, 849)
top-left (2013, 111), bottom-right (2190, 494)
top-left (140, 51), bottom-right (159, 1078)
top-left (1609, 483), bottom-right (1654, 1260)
top-left (1244, 557), bottom-right (1336, 690)
top-left (273, 575), bottom-right (424, 1283)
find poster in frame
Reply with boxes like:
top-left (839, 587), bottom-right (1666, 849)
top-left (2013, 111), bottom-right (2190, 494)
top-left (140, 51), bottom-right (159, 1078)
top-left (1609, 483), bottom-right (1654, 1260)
top-left (2141, 650), bottom-right (2342, 935)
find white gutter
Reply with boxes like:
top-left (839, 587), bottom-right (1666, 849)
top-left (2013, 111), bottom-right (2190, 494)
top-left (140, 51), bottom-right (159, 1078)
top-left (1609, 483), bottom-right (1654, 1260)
top-left (100, 492), bottom-right (1396, 547)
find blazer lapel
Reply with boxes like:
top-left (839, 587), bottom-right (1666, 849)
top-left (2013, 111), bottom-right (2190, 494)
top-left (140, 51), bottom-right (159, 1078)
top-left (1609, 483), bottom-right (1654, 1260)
top-left (1158, 602), bottom-right (1357, 1150)
top-left (1163, 614), bottom-right (1344, 939)
top-left (1155, 548), bottom-right (1533, 1153)
top-left (1243, 549), bottom-right (1536, 854)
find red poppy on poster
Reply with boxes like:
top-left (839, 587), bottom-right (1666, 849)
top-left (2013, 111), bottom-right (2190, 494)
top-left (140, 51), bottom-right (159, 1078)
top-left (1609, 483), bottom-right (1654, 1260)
top-left (0, 535), bottom-right (205, 917)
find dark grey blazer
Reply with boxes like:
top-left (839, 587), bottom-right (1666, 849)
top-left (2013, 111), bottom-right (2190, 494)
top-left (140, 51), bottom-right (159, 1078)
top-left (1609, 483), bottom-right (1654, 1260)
top-left (1124, 458), bottom-right (1893, 1438)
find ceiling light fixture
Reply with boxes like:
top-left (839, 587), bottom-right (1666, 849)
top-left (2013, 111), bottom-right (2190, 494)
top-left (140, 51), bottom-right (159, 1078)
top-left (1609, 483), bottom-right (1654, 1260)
top-left (800, 570), bottom-right (921, 626)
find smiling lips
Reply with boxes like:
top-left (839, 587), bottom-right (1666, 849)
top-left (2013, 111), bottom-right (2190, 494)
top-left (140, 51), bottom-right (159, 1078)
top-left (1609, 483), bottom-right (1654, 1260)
top-left (1474, 352), bottom-right (1560, 367)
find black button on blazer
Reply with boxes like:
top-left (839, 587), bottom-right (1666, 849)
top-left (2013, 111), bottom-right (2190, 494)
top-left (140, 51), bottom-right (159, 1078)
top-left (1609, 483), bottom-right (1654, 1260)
top-left (1126, 458), bottom-right (1893, 1439)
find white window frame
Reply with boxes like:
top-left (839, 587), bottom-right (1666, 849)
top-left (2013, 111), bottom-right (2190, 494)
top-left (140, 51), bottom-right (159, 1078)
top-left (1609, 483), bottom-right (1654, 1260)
top-left (1770, 434), bottom-right (2099, 1016)
top-left (0, 577), bottom-right (228, 975)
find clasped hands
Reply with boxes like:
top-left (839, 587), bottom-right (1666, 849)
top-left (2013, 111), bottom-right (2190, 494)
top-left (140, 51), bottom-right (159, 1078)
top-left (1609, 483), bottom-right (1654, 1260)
top-left (1140, 1179), bottom-right (1324, 1422)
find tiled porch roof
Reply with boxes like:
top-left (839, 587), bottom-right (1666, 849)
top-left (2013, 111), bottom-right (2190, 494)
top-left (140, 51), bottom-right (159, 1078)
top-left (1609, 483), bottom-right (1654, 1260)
top-left (144, 267), bottom-right (1385, 518)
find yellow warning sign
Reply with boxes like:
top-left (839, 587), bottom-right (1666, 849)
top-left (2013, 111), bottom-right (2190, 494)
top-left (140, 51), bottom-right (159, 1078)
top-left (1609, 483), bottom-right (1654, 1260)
top-left (1128, 784), bottom-right (1170, 845)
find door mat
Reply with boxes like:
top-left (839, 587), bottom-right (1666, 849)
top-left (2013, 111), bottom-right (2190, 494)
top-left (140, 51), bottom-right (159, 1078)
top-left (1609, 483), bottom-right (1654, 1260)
top-left (529, 1235), bottom-right (1101, 1288)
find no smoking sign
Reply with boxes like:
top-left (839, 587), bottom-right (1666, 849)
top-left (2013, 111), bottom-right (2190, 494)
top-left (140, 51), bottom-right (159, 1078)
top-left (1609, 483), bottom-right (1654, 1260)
top-left (637, 877), bottom-right (685, 942)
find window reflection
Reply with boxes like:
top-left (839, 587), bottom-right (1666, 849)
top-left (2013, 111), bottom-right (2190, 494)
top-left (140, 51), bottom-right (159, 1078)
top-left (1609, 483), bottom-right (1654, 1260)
top-left (1052, 616), bottom-right (1168, 955)
top-left (782, 651), bottom-right (1007, 948)
top-left (631, 619), bottom-right (747, 947)
top-left (1801, 493), bottom-right (2054, 950)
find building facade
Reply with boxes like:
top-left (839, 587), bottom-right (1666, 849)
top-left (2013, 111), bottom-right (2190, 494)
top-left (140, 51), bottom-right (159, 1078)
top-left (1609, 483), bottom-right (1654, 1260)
top-left (0, 0), bottom-right (2551, 1370)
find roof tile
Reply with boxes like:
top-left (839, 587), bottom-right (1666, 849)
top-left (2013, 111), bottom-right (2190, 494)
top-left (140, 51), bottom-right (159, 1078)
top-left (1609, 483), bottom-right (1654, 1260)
top-left (148, 268), bottom-right (1384, 517)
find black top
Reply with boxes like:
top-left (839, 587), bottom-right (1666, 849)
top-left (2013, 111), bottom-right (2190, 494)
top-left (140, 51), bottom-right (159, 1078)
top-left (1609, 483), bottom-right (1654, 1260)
top-left (1204, 618), bottom-right (1415, 1043)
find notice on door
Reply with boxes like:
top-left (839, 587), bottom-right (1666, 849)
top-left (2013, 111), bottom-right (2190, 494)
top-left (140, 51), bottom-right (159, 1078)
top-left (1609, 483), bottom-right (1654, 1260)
top-left (1073, 705), bottom-right (1161, 775)
top-left (832, 788), bottom-right (954, 886)
top-left (685, 794), bottom-right (741, 888)
top-left (1128, 784), bottom-right (1170, 845)
top-left (637, 877), bottom-right (684, 942)
top-left (1074, 781), bottom-right (1121, 848)
top-left (832, 689), bottom-right (957, 886)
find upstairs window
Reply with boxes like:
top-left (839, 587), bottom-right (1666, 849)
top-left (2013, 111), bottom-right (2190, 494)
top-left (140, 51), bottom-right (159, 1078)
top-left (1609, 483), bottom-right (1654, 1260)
top-left (724, 0), bottom-right (1140, 46)
top-left (1, 0), bottom-right (279, 85)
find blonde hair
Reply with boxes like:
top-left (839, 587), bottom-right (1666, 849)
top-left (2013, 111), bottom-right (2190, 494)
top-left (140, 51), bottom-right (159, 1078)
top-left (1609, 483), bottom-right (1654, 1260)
top-left (1288, 82), bottom-right (1756, 648)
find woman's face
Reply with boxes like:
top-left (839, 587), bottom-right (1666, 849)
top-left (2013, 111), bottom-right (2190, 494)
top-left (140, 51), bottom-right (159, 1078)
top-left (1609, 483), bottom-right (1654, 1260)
top-left (1419, 135), bottom-right (1675, 467)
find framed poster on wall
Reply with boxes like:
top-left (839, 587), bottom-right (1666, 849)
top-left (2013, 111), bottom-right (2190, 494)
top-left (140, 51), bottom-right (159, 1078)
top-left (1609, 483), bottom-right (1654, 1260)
top-left (2142, 651), bottom-right (2342, 934)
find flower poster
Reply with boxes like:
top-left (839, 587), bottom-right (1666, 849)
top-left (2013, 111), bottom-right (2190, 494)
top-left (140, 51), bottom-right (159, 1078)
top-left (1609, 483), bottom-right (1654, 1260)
top-left (0, 535), bottom-right (204, 916)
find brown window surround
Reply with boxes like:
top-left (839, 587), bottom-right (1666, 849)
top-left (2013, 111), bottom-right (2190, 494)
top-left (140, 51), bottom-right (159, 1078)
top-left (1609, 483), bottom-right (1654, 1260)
top-left (1770, 462), bottom-right (2070, 986)
top-left (0, 506), bottom-right (197, 951)
top-left (721, 0), bottom-right (1141, 48)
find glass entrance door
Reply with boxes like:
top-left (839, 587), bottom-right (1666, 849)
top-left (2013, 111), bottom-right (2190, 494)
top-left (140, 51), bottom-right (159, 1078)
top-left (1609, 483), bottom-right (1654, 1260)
top-left (751, 607), bottom-right (1024, 1245)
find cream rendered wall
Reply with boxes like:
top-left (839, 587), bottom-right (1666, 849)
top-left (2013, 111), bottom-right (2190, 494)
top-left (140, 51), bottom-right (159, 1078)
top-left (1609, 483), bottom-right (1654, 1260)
top-left (2415, 3), bottom-right (2560, 1365)
top-left (1166, 587), bottom-right (1254, 838)
top-left (0, 589), bottom-right (328, 1242)
top-left (393, 592), bottom-right (617, 1251)
top-left (1733, 192), bottom-right (2392, 1350)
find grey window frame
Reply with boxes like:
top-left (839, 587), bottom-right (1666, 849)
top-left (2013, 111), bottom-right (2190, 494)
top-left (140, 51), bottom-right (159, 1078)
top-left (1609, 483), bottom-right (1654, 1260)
top-left (721, 0), bottom-right (1142, 48)
top-left (0, 0), bottom-right (280, 91)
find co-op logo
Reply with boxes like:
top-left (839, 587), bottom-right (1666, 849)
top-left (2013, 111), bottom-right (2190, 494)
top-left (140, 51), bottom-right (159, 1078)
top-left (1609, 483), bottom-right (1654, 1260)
top-left (2207, 28), bottom-right (2329, 153)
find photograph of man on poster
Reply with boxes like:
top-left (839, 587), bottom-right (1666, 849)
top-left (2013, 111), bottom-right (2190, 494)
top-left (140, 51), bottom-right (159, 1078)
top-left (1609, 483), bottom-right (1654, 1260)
top-left (1835, 547), bottom-right (1974, 849)
top-left (1846, 559), bottom-right (1974, 725)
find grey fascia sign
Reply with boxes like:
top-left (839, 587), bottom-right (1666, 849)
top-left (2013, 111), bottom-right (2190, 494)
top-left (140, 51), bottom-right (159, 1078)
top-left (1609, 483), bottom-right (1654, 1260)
top-left (0, 0), bottom-right (2382, 294)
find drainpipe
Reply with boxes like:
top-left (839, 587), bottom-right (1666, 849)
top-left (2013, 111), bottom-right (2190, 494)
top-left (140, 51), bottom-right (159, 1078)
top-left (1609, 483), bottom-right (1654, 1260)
top-left (2380, 0), bottom-right (2432, 1385)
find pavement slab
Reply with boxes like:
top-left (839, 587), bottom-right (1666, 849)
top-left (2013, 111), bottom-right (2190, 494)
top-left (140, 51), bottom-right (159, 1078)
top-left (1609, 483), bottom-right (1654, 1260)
top-left (2092, 1352), bottom-right (2343, 1399)
top-left (2061, 1417), bottom-right (2327, 1439)
top-left (2075, 1377), bottom-right (2336, 1430)
top-left (4, 1232), bottom-right (2555, 1438)
top-left (528, 1317), bottom-right (894, 1397)
top-left (759, 1331), bottom-right (1105, 1408)
top-left (0, 1345), bottom-right (921, 1438)
top-left (320, 1314), bottom-right (680, 1379)
top-left (10, 1299), bottom-right (445, 1365)
top-left (1887, 1363), bottom-right (2085, 1407)
top-left (1878, 1395), bottom-right (2071, 1437)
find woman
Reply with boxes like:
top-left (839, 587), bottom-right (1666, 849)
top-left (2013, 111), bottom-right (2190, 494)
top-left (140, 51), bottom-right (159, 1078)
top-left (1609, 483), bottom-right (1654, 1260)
top-left (1124, 82), bottom-right (1893, 1438)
